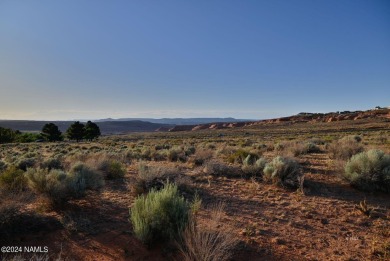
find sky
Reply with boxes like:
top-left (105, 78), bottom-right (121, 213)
top-left (0, 0), bottom-right (389, 120)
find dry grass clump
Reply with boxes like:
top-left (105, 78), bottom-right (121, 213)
top-left (286, 141), bottom-right (320, 157)
top-left (189, 148), bottom-right (214, 166)
top-left (130, 182), bottom-right (190, 245)
top-left (263, 156), bottom-right (303, 189)
top-left (178, 202), bottom-right (238, 261)
top-left (344, 149), bottom-right (390, 192)
top-left (133, 163), bottom-right (191, 195)
top-left (275, 141), bottom-right (320, 157)
top-left (203, 161), bottom-right (241, 178)
top-left (327, 135), bottom-right (364, 160)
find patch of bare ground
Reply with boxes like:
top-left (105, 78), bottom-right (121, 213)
top-left (192, 152), bottom-right (389, 260)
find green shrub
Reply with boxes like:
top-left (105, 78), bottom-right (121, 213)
top-left (40, 158), bottom-right (63, 171)
top-left (69, 162), bottom-right (104, 190)
top-left (344, 150), bottom-right (390, 192)
top-left (97, 159), bottom-right (126, 179)
top-left (130, 183), bottom-right (190, 244)
top-left (26, 168), bottom-right (79, 206)
top-left (227, 149), bottom-right (259, 164)
top-left (242, 157), bottom-right (267, 177)
top-left (306, 142), bottom-right (321, 153)
top-left (0, 165), bottom-right (26, 191)
top-left (17, 158), bottom-right (36, 171)
top-left (168, 147), bottom-right (187, 162)
top-left (0, 160), bottom-right (7, 171)
top-left (263, 156), bottom-right (302, 188)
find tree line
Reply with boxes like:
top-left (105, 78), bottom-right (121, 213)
top-left (0, 121), bottom-right (100, 144)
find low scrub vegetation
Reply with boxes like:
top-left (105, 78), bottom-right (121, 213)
top-left (263, 156), bottom-right (302, 188)
top-left (241, 156), bottom-right (267, 177)
top-left (26, 168), bottom-right (84, 206)
top-left (26, 163), bottom-right (104, 207)
top-left (0, 165), bottom-right (26, 191)
top-left (178, 218), bottom-right (237, 261)
top-left (227, 149), bottom-right (259, 164)
top-left (203, 161), bottom-right (240, 178)
top-left (343, 149), bottom-right (390, 192)
top-left (69, 162), bottom-right (104, 190)
top-left (130, 182), bottom-right (190, 244)
top-left (96, 159), bottom-right (126, 179)
top-left (328, 135), bottom-right (364, 160)
top-left (133, 163), bottom-right (190, 195)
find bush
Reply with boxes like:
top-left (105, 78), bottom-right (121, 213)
top-left (168, 147), bottom-right (187, 162)
top-left (344, 150), bottom-right (390, 192)
top-left (241, 156), bottom-right (267, 177)
top-left (328, 136), bottom-right (364, 160)
top-left (40, 158), bottom-right (63, 171)
top-left (130, 183), bottom-right (190, 244)
top-left (263, 156), bottom-right (302, 188)
top-left (97, 159), bottom-right (126, 179)
top-left (227, 149), bottom-right (259, 164)
top-left (0, 160), bottom-right (7, 171)
top-left (0, 165), bottom-right (26, 191)
top-left (26, 168), bottom-right (85, 206)
top-left (17, 158), bottom-right (36, 171)
top-left (69, 162), bottom-right (104, 190)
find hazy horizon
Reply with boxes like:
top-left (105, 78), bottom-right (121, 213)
top-left (1, 1), bottom-right (389, 121)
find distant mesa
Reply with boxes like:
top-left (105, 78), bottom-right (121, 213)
top-left (167, 108), bottom-right (390, 132)
top-left (1, 108), bottom-right (389, 134)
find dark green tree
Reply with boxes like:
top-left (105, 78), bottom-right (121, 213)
top-left (83, 121), bottom-right (101, 141)
top-left (0, 127), bottom-right (17, 143)
top-left (42, 123), bottom-right (62, 141)
top-left (66, 121), bottom-right (85, 142)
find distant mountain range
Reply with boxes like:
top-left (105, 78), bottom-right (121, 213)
top-left (0, 118), bottom-right (251, 134)
top-left (95, 117), bottom-right (252, 125)
top-left (3, 109), bottom-right (387, 135)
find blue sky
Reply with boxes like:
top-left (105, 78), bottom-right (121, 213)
top-left (0, 0), bottom-right (389, 120)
